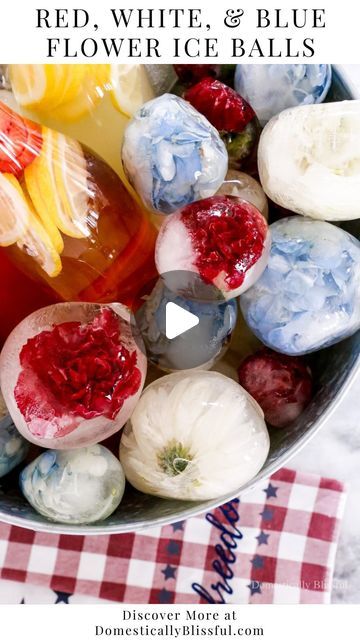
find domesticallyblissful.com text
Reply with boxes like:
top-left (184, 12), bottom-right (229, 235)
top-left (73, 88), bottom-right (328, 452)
top-left (94, 609), bottom-right (264, 637)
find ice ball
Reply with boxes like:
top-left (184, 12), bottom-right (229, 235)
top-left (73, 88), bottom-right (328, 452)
top-left (240, 217), bottom-right (360, 355)
top-left (120, 370), bottom-right (270, 501)
top-left (238, 348), bottom-right (313, 427)
top-left (135, 279), bottom-right (237, 371)
top-left (0, 410), bottom-right (29, 478)
top-left (155, 195), bottom-right (270, 300)
top-left (258, 100), bottom-right (360, 221)
top-left (217, 170), bottom-right (268, 219)
top-left (234, 64), bottom-right (331, 125)
top-left (0, 302), bottom-right (147, 449)
top-left (20, 445), bottom-right (125, 524)
top-left (122, 94), bottom-right (228, 214)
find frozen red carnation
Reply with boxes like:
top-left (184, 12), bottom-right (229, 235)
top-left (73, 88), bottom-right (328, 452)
top-left (0, 303), bottom-right (147, 449)
top-left (155, 195), bottom-right (270, 300)
top-left (185, 78), bottom-right (255, 133)
top-left (238, 348), bottom-right (313, 428)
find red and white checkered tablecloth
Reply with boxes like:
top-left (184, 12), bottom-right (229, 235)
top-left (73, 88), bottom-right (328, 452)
top-left (0, 468), bottom-right (346, 604)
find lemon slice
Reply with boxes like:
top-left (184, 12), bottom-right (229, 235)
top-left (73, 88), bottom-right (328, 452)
top-left (25, 128), bottom-right (90, 239)
top-left (50, 88), bottom-right (101, 122)
top-left (52, 131), bottom-right (90, 238)
top-left (9, 65), bottom-right (65, 110)
top-left (0, 172), bottom-right (30, 246)
top-left (17, 205), bottom-right (62, 278)
top-left (51, 64), bottom-right (111, 122)
top-left (24, 164), bottom-right (64, 254)
top-left (25, 128), bottom-right (67, 248)
top-left (56, 64), bottom-right (88, 106)
top-left (110, 64), bottom-right (155, 117)
top-left (10, 65), bottom-right (102, 117)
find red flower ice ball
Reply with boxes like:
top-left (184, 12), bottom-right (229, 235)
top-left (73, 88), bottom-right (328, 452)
top-left (238, 348), bottom-right (313, 428)
top-left (155, 195), bottom-right (270, 300)
top-left (0, 303), bottom-right (147, 449)
top-left (185, 77), bottom-right (255, 133)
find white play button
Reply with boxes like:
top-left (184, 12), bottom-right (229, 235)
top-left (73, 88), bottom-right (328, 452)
top-left (165, 301), bottom-right (199, 339)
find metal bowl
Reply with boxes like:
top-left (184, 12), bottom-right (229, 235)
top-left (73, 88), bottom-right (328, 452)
top-left (0, 65), bottom-right (359, 534)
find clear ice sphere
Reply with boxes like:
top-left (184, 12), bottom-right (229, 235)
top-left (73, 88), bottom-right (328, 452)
top-left (217, 169), bottom-right (269, 219)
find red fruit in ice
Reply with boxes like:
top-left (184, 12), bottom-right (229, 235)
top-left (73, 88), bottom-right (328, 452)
top-left (185, 78), bottom-right (255, 133)
top-left (174, 64), bottom-right (221, 85)
top-left (238, 349), bottom-right (313, 428)
top-left (180, 195), bottom-right (268, 294)
top-left (0, 102), bottom-right (42, 176)
top-left (14, 307), bottom-right (142, 437)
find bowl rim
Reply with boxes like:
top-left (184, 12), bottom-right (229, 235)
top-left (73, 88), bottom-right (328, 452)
top-left (1, 347), bottom-right (358, 535)
top-left (0, 64), bottom-right (359, 534)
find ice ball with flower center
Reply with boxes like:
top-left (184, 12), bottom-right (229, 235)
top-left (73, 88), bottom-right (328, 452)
top-left (0, 302), bottom-right (147, 449)
top-left (155, 195), bottom-right (270, 300)
top-left (122, 94), bottom-right (228, 214)
top-left (234, 64), bottom-right (331, 125)
top-left (240, 217), bottom-right (360, 355)
top-left (258, 100), bottom-right (360, 221)
top-left (238, 348), bottom-right (313, 428)
top-left (120, 370), bottom-right (270, 501)
top-left (20, 445), bottom-right (125, 524)
top-left (0, 399), bottom-right (29, 478)
top-left (135, 279), bottom-right (237, 371)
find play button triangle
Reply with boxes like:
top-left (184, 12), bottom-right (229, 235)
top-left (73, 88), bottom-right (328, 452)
top-left (165, 301), bottom-right (199, 339)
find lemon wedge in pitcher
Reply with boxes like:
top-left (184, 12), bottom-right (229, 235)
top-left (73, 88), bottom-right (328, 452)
top-left (47, 64), bottom-right (110, 122)
top-left (17, 206), bottom-right (62, 278)
top-left (0, 173), bottom-right (30, 246)
top-left (10, 65), bottom-right (67, 111)
top-left (25, 128), bottom-right (90, 239)
top-left (110, 65), bottom-right (155, 117)
top-left (10, 64), bottom-right (110, 121)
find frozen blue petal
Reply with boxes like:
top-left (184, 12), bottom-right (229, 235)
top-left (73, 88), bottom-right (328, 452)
top-left (0, 415), bottom-right (29, 478)
top-left (122, 94), bottom-right (228, 214)
top-left (235, 64), bottom-right (332, 124)
top-left (241, 217), bottom-right (360, 355)
top-left (135, 281), bottom-right (237, 371)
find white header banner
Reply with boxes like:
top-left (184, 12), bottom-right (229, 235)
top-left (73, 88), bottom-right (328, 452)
top-left (0, 0), bottom-right (359, 63)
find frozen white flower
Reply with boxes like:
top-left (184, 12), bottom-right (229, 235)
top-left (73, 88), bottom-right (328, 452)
top-left (120, 371), bottom-right (269, 501)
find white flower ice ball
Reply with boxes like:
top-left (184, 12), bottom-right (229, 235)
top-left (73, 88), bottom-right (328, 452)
top-left (120, 371), bottom-right (270, 501)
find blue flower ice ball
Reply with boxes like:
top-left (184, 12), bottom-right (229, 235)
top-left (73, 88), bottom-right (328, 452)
top-left (20, 445), bottom-right (125, 524)
top-left (135, 280), bottom-right (237, 371)
top-left (0, 414), bottom-right (29, 478)
top-left (240, 217), bottom-right (360, 355)
top-left (122, 94), bottom-right (228, 214)
top-left (234, 64), bottom-right (332, 125)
